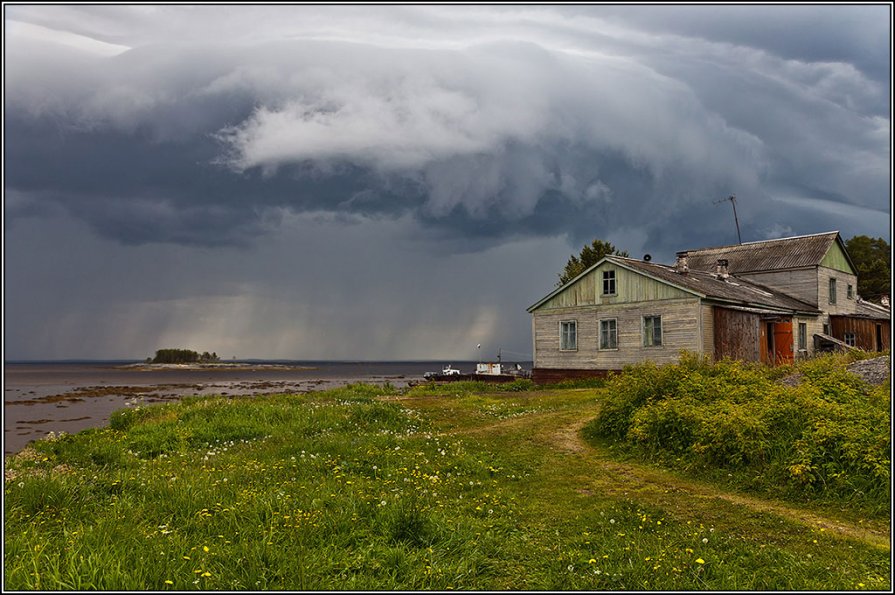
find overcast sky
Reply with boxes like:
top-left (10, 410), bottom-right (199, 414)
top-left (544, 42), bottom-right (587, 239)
top-left (3, 4), bottom-right (891, 361)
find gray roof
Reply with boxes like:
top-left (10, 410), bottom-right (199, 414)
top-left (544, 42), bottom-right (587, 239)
top-left (849, 299), bottom-right (891, 320)
top-left (608, 256), bottom-right (821, 314)
top-left (681, 231), bottom-right (851, 273)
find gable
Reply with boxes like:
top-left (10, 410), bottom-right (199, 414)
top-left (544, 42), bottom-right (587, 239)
top-left (820, 240), bottom-right (857, 275)
top-left (529, 260), bottom-right (694, 312)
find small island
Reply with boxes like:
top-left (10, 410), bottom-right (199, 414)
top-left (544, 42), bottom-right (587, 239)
top-left (147, 348), bottom-right (221, 364)
top-left (121, 348), bottom-right (315, 372)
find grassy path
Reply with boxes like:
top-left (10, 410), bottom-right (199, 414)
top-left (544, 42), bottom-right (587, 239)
top-left (404, 393), bottom-right (890, 551)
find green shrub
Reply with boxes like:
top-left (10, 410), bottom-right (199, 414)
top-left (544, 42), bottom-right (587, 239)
top-left (585, 352), bottom-right (890, 514)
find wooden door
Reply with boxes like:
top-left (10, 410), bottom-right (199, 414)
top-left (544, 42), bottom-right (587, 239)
top-left (773, 322), bottom-right (794, 364)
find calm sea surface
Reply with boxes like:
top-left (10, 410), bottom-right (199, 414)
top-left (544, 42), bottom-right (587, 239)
top-left (3, 360), bottom-right (527, 456)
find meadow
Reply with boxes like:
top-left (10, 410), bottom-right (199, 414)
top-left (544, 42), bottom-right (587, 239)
top-left (3, 353), bottom-right (890, 590)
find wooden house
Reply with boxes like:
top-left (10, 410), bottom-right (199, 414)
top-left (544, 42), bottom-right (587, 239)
top-left (527, 231), bottom-right (889, 383)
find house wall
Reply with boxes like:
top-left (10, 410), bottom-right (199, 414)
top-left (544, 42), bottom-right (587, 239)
top-left (712, 307), bottom-right (761, 362)
top-left (737, 268), bottom-right (818, 305)
top-left (701, 304), bottom-right (714, 359)
top-left (793, 315), bottom-right (824, 359)
top-left (537, 261), bottom-right (692, 310)
top-left (532, 297), bottom-right (703, 370)
top-left (830, 316), bottom-right (891, 352)
top-left (816, 266), bottom-right (858, 316)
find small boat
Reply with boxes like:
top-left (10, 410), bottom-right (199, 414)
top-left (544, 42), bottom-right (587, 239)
top-left (424, 365), bottom-right (462, 379)
top-left (424, 350), bottom-right (530, 383)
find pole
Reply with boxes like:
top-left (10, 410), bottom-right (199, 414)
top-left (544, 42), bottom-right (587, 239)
top-left (729, 195), bottom-right (742, 244)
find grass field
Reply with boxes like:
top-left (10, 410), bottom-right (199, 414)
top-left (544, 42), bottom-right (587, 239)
top-left (4, 355), bottom-right (891, 590)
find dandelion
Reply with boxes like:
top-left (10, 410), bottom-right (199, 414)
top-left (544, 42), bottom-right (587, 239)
top-left (702, 538), bottom-right (708, 544)
top-left (695, 558), bottom-right (705, 564)
top-left (589, 559), bottom-right (596, 564)
top-left (609, 519), bottom-right (616, 524)
top-left (203, 546), bottom-right (209, 552)
top-left (164, 580), bottom-right (173, 585)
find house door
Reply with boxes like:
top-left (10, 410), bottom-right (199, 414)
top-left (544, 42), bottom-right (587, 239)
top-left (876, 324), bottom-right (883, 352)
top-left (773, 322), bottom-right (794, 365)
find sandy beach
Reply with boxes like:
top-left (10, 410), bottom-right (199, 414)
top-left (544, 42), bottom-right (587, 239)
top-left (4, 361), bottom-right (448, 456)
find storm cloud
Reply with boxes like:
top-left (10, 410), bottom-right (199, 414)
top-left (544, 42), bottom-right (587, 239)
top-left (3, 5), bottom-right (890, 360)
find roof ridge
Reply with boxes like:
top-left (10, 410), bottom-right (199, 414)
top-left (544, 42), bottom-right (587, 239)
top-left (685, 231), bottom-right (839, 253)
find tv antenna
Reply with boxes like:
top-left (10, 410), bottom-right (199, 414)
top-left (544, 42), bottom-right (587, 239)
top-left (713, 194), bottom-right (742, 244)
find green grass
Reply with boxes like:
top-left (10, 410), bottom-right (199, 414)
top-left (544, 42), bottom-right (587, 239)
top-left (4, 365), bottom-right (890, 591)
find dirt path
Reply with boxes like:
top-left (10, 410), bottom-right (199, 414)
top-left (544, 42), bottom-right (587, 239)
top-left (452, 405), bottom-right (890, 550)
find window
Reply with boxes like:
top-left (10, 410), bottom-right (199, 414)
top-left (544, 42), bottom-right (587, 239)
top-left (643, 315), bottom-right (662, 347)
top-left (798, 322), bottom-right (807, 351)
top-left (600, 319), bottom-right (617, 350)
top-left (847, 284), bottom-right (854, 299)
top-left (829, 278), bottom-right (837, 304)
top-left (602, 270), bottom-right (616, 296)
top-left (844, 332), bottom-right (856, 347)
top-left (560, 320), bottom-right (577, 351)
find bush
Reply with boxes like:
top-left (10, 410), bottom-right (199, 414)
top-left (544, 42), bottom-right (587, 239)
top-left (585, 352), bottom-right (890, 514)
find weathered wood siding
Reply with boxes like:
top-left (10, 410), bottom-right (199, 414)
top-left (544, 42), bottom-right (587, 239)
top-left (817, 266), bottom-right (858, 315)
top-left (537, 262), bottom-right (692, 311)
top-left (737, 268), bottom-right (818, 306)
top-left (821, 241), bottom-right (857, 275)
top-left (830, 316), bottom-right (891, 352)
top-left (532, 297), bottom-right (703, 369)
top-left (701, 304), bottom-right (714, 359)
top-left (712, 307), bottom-right (761, 362)
top-left (793, 315), bottom-right (823, 359)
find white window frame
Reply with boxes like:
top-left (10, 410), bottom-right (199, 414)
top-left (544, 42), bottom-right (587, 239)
top-left (602, 270), bottom-right (617, 296)
top-left (829, 278), bottom-right (837, 304)
top-left (847, 284), bottom-right (854, 300)
top-left (642, 315), bottom-right (663, 348)
top-left (798, 322), bottom-right (807, 351)
top-left (844, 332), bottom-right (856, 347)
top-left (560, 320), bottom-right (578, 351)
top-left (599, 318), bottom-right (618, 350)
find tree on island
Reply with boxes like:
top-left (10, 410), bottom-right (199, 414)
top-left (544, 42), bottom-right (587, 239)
top-left (557, 239), bottom-right (629, 286)
top-left (151, 349), bottom-right (221, 364)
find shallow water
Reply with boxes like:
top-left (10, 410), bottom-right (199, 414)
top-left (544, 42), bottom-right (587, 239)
top-left (4, 361), bottom-right (497, 456)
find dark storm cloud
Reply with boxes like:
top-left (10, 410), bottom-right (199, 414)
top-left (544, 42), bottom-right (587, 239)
top-left (6, 6), bottom-right (887, 259)
top-left (6, 32), bottom-right (779, 254)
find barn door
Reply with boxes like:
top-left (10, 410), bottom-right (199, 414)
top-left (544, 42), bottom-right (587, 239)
top-left (772, 322), bottom-right (794, 365)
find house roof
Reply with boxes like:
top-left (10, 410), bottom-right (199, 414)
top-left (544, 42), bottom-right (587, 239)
top-left (609, 256), bottom-right (821, 314)
top-left (846, 298), bottom-right (891, 321)
top-left (680, 231), bottom-right (854, 274)
top-left (527, 254), bottom-right (820, 314)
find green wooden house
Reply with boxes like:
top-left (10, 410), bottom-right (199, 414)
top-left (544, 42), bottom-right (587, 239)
top-left (527, 232), bottom-right (888, 383)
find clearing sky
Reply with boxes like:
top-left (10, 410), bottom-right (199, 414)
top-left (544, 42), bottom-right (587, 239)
top-left (3, 4), bottom-right (892, 360)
